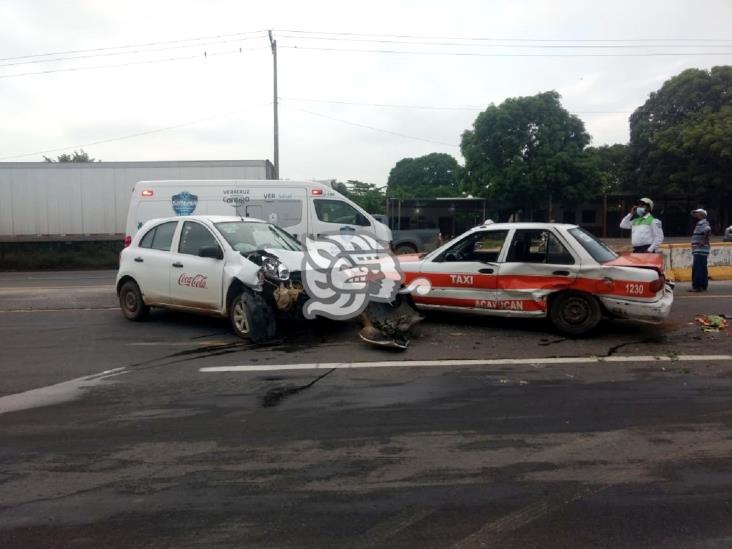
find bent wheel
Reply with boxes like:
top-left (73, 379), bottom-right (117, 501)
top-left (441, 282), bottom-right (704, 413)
top-left (230, 292), bottom-right (276, 343)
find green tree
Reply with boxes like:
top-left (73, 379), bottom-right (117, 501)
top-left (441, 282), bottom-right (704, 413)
top-left (333, 180), bottom-right (386, 214)
top-left (43, 149), bottom-right (98, 162)
top-left (461, 91), bottom-right (598, 218)
top-left (628, 66), bottom-right (732, 213)
top-left (386, 153), bottom-right (461, 198)
top-left (586, 144), bottom-right (629, 195)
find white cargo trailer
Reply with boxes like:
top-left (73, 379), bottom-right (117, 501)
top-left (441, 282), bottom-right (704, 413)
top-left (0, 160), bottom-right (273, 242)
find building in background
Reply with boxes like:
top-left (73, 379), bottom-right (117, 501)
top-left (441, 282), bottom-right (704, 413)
top-left (0, 160), bottom-right (273, 242)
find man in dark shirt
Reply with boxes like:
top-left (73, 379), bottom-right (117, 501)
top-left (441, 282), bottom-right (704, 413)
top-left (689, 208), bottom-right (712, 292)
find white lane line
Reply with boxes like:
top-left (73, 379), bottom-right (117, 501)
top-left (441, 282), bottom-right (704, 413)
top-left (0, 368), bottom-right (127, 415)
top-left (200, 354), bottom-right (732, 373)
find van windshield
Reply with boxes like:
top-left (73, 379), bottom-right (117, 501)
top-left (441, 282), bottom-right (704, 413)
top-left (215, 221), bottom-right (302, 253)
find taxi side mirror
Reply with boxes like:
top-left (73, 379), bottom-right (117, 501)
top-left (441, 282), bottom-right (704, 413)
top-left (199, 246), bottom-right (223, 260)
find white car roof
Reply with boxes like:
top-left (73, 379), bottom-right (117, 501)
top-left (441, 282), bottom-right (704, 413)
top-left (145, 215), bottom-right (266, 225)
top-left (471, 222), bottom-right (579, 231)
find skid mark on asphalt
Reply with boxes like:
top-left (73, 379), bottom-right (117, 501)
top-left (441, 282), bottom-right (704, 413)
top-left (261, 368), bottom-right (336, 407)
top-left (200, 354), bottom-right (732, 373)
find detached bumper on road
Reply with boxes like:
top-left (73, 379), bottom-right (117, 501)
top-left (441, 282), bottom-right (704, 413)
top-left (600, 286), bottom-right (674, 323)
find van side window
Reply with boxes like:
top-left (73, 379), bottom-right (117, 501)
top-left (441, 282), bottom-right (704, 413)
top-left (150, 221), bottom-right (177, 252)
top-left (139, 227), bottom-right (156, 249)
top-left (179, 222), bottom-right (219, 255)
top-left (314, 199), bottom-right (370, 226)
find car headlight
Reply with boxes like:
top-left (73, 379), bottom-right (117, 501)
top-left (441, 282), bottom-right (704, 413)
top-left (261, 257), bottom-right (290, 281)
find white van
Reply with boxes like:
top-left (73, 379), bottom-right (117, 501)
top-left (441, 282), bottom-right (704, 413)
top-left (124, 179), bottom-right (391, 246)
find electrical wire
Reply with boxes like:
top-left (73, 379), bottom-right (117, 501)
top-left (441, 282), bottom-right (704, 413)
top-left (280, 45), bottom-right (732, 58)
top-left (280, 102), bottom-right (460, 148)
top-left (274, 29), bottom-right (732, 43)
top-left (0, 102), bottom-right (271, 161)
top-left (0, 29), bottom-right (267, 62)
top-left (0, 47), bottom-right (267, 79)
top-left (280, 96), bottom-right (630, 115)
top-left (276, 33), bottom-right (732, 49)
top-left (0, 36), bottom-right (265, 68)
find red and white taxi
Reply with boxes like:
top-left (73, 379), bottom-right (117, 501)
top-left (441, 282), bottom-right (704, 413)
top-left (397, 222), bottom-right (673, 335)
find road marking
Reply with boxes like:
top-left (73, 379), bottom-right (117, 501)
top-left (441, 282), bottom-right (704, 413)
top-left (200, 354), bottom-right (732, 373)
top-left (0, 368), bottom-right (127, 415)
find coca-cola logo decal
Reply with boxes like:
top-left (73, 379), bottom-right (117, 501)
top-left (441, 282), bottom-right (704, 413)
top-left (178, 273), bottom-right (208, 288)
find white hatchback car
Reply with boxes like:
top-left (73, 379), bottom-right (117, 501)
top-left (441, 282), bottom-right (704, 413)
top-left (116, 215), bottom-right (306, 342)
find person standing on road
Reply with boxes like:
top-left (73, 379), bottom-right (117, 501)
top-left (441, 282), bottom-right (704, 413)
top-left (689, 208), bottom-right (712, 292)
top-left (619, 197), bottom-right (664, 253)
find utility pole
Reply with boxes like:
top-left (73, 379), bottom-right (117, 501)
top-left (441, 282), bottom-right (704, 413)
top-left (268, 30), bottom-right (279, 179)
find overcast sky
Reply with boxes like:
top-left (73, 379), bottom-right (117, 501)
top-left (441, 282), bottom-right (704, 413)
top-left (1, 0), bottom-right (731, 185)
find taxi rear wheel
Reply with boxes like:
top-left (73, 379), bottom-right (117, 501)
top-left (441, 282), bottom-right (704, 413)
top-left (119, 280), bottom-right (149, 321)
top-left (229, 292), bottom-right (276, 343)
top-left (549, 291), bottom-right (601, 336)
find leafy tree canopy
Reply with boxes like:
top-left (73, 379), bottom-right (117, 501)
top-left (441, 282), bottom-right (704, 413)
top-left (629, 66), bottom-right (732, 204)
top-left (460, 91), bottom-right (599, 215)
top-left (386, 153), bottom-right (461, 198)
top-left (333, 180), bottom-right (386, 214)
top-left (586, 144), bottom-right (629, 194)
top-left (43, 149), bottom-right (98, 162)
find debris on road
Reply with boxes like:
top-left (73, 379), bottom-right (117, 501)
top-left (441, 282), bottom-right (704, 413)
top-left (695, 314), bottom-right (728, 332)
top-left (359, 297), bottom-right (424, 350)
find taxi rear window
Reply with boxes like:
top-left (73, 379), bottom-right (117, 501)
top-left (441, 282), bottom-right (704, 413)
top-left (569, 227), bottom-right (618, 263)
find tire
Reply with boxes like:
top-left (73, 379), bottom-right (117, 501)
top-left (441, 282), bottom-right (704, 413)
top-left (395, 244), bottom-right (417, 255)
top-left (119, 280), bottom-right (149, 321)
top-left (549, 291), bottom-right (602, 336)
top-left (229, 292), bottom-right (276, 343)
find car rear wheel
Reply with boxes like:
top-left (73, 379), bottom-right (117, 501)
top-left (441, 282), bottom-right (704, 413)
top-left (119, 280), bottom-right (149, 321)
top-left (229, 292), bottom-right (276, 343)
top-left (549, 291), bottom-right (601, 336)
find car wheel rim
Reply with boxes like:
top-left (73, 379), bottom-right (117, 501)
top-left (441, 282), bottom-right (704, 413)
top-left (233, 300), bottom-right (250, 335)
top-left (562, 297), bottom-right (590, 326)
top-left (124, 291), bottom-right (138, 313)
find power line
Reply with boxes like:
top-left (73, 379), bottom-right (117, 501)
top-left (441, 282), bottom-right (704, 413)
top-left (0, 36), bottom-right (265, 69)
top-left (280, 96), bottom-right (631, 115)
top-left (0, 47), bottom-right (267, 80)
top-left (0, 29), bottom-right (267, 62)
top-left (280, 102), bottom-right (460, 148)
top-left (276, 33), bottom-right (732, 49)
top-left (275, 29), bottom-right (732, 43)
top-left (280, 45), bottom-right (732, 58)
top-left (0, 103), bottom-right (271, 161)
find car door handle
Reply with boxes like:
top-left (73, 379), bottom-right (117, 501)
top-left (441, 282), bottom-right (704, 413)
top-left (553, 270), bottom-right (570, 276)
top-left (478, 268), bottom-right (494, 274)
top-left (172, 262), bottom-right (183, 268)
top-left (134, 257), bottom-right (143, 263)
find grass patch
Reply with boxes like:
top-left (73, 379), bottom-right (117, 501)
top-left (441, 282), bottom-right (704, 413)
top-left (0, 241), bottom-right (123, 270)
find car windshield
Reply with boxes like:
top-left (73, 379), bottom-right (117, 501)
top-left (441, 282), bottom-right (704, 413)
top-left (215, 221), bottom-right (302, 253)
top-left (568, 227), bottom-right (618, 263)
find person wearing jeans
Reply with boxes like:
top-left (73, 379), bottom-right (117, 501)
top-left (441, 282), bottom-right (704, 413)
top-left (689, 208), bottom-right (711, 292)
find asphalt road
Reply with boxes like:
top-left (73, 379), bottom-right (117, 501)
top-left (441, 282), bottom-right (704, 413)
top-left (1, 271), bottom-right (732, 548)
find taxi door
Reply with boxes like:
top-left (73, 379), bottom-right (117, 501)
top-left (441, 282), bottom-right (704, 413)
top-left (497, 228), bottom-right (580, 315)
top-left (168, 221), bottom-right (225, 311)
top-left (416, 229), bottom-right (510, 311)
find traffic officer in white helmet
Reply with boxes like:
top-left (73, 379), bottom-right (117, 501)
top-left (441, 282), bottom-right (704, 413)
top-left (619, 197), bottom-right (664, 253)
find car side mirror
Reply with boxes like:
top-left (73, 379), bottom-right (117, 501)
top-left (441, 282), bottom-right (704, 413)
top-left (444, 252), bottom-right (457, 262)
top-left (199, 245), bottom-right (223, 260)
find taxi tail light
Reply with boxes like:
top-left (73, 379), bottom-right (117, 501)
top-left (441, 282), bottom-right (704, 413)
top-left (649, 274), bottom-right (665, 293)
